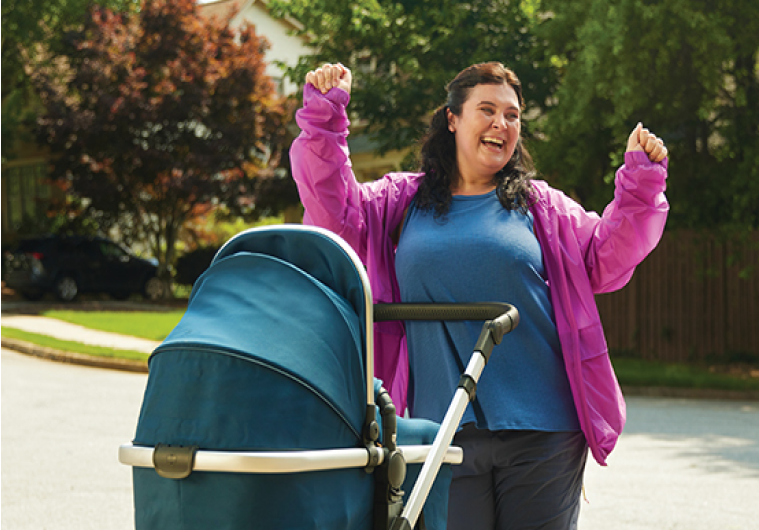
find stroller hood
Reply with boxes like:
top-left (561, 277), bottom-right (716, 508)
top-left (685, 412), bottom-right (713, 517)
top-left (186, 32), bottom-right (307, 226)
top-left (144, 226), bottom-right (371, 443)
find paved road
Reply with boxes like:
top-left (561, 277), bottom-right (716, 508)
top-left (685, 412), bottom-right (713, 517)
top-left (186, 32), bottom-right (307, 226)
top-left (578, 397), bottom-right (759, 529)
top-left (2, 348), bottom-right (147, 530)
top-left (3, 348), bottom-right (758, 529)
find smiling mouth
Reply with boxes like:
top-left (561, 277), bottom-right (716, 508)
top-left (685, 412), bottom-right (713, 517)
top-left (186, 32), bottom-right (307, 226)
top-left (481, 137), bottom-right (504, 149)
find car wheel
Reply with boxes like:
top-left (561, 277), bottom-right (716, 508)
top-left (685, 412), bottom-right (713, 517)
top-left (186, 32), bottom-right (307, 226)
top-left (54, 275), bottom-right (79, 302)
top-left (143, 276), bottom-right (164, 301)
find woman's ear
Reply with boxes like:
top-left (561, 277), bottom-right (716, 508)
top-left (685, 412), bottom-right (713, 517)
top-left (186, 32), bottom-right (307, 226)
top-left (446, 107), bottom-right (456, 133)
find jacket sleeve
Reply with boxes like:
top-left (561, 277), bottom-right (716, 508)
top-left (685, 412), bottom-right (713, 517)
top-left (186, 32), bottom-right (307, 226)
top-left (289, 84), bottom-right (421, 413)
top-left (553, 151), bottom-right (669, 293)
top-left (290, 84), bottom-right (369, 259)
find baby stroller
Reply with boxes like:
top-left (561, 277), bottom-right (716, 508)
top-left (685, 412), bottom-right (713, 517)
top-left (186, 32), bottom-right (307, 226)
top-left (119, 225), bottom-right (518, 529)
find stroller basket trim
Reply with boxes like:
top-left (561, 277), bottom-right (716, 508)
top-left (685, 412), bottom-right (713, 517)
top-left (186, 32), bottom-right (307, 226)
top-left (119, 443), bottom-right (463, 475)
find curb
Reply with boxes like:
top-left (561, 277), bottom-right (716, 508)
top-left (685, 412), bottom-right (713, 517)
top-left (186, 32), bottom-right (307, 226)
top-left (2, 337), bottom-right (149, 374)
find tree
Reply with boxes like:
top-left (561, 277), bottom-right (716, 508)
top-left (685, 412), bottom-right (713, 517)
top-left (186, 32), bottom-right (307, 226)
top-left (269, 0), bottom-right (555, 156)
top-left (535, 0), bottom-right (759, 230)
top-left (27, 0), bottom-right (292, 291)
top-left (1, 0), bottom-right (139, 159)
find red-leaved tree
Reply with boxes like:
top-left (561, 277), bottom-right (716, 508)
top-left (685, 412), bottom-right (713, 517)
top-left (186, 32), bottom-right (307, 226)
top-left (27, 0), bottom-right (294, 293)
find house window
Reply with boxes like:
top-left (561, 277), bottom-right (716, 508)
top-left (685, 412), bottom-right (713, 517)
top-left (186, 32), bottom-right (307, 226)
top-left (271, 76), bottom-right (285, 96)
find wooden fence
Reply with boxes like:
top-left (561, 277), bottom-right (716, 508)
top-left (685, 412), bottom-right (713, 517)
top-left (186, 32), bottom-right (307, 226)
top-left (595, 230), bottom-right (759, 363)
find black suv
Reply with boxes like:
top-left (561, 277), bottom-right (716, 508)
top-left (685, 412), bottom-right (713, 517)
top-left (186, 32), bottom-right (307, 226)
top-left (3, 235), bottom-right (162, 302)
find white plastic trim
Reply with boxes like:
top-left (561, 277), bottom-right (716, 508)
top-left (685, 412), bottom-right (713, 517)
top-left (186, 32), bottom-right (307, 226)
top-left (119, 443), bottom-right (462, 474)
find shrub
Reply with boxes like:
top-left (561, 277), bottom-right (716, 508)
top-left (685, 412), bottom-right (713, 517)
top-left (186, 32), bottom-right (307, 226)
top-left (174, 246), bottom-right (220, 286)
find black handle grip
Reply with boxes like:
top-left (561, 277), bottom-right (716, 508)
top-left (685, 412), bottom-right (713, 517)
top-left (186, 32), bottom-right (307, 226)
top-left (488, 309), bottom-right (519, 344)
top-left (374, 302), bottom-right (518, 327)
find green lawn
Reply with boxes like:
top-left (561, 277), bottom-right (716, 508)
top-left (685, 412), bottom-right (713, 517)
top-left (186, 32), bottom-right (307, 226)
top-left (1, 326), bottom-right (149, 361)
top-left (41, 309), bottom-right (185, 341)
top-left (612, 357), bottom-right (759, 393)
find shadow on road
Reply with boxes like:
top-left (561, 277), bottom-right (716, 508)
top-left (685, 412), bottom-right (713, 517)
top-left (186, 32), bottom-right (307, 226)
top-left (622, 397), bottom-right (759, 477)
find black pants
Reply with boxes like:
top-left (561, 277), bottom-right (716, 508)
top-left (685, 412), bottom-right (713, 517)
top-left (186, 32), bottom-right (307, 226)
top-left (447, 426), bottom-right (587, 530)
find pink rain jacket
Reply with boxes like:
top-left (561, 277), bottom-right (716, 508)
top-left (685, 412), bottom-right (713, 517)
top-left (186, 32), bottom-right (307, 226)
top-left (291, 84), bottom-right (669, 465)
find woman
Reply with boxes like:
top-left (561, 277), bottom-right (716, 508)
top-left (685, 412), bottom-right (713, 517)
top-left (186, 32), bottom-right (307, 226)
top-left (291, 62), bottom-right (668, 529)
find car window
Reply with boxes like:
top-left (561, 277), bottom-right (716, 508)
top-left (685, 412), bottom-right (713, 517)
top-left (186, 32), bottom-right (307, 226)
top-left (100, 242), bottom-right (128, 259)
top-left (17, 238), bottom-right (54, 253)
top-left (76, 241), bottom-right (101, 257)
top-left (58, 239), bottom-right (80, 253)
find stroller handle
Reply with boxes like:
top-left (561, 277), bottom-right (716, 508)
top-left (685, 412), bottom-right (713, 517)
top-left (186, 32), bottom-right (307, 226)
top-left (374, 302), bottom-right (518, 329)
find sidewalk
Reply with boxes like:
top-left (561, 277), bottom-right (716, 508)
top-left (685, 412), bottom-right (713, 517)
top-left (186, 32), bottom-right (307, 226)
top-left (2, 315), bottom-right (161, 352)
top-left (1, 314), bottom-right (158, 373)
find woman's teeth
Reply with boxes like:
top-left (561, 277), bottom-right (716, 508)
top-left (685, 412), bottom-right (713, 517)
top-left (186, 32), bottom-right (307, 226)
top-left (482, 137), bottom-right (504, 148)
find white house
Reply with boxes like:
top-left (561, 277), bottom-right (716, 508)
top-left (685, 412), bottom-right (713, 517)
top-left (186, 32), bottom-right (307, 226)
top-left (198, 0), bottom-right (308, 96)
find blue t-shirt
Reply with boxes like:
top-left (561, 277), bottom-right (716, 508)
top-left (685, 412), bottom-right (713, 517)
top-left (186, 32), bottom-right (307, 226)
top-left (395, 190), bottom-right (580, 432)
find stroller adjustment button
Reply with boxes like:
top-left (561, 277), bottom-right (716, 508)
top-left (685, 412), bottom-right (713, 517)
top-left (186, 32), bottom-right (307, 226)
top-left (153, 444), bottom-right (198, 480)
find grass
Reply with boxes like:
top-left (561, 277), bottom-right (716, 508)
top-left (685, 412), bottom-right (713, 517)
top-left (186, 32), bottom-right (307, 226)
top-left (1, 326), bottom-right (149, 362)
top-left (41, 309), bottom-right (185, 341)
top-left (4, 309), bottom-right (758, 394)
top-left (612, 357), bottom-right (759, 393)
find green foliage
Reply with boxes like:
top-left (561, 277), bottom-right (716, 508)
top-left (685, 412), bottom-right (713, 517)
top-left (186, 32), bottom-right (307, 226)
top-left (1, 0), bottom-right (139, 159)
top-left (269, 0), bottom-right (556, 154)
top-left (10, 194), bottom-right (114, 239)
top-left (180, 210), bottom-right (285, 249)
top-left (536, 0), bottom-right (759, 229)
top-left (1, 88), bottom-right (40, 159)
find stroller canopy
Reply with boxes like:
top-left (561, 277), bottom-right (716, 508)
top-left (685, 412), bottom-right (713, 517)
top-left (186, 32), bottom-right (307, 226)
top-left (137, 226), bottom-right (372, 447)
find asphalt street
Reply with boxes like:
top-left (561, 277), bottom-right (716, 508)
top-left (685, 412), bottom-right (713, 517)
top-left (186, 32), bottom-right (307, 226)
top-left (578, 397), bottom-right (759, 529)
top-left (2, 347), bottom-right (758, 529)
top-left (2, 348), bottom-right (147, 530)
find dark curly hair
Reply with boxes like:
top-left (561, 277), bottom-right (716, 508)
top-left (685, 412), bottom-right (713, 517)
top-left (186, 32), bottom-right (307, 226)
top-left (415, 62), bottom-right (535, 216)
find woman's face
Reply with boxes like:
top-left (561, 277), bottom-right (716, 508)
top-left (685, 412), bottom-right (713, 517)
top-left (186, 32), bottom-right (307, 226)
top-left (447, 82), bottom-right (521, 185)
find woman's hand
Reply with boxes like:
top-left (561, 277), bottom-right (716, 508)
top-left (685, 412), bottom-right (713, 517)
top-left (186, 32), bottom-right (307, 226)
top-left (305, 63), bottom-right (352, 96)
top-left (626, 123), bottom-right (668, 163)
top-left (626, 123), bottom-right (668, 162)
